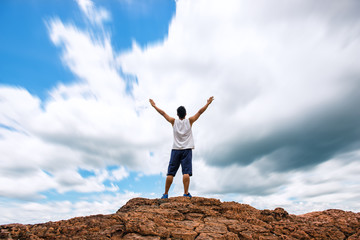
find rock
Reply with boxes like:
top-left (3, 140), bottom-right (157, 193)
top-left (1, 196), bottom-right (359, 239)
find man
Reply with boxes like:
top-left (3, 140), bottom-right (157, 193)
top-left (149, 96), bottom-right (214, 199)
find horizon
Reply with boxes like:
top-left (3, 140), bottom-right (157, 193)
top-left (1, 0), bottom-right (360, 224)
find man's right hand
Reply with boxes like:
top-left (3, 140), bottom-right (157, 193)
top-left (207, 96), bottom-right (214, 105)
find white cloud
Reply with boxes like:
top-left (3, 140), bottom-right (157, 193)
top-left (243, 152), bottom-right (360, 214)
top-left (0, 169), bottom-right (54, 201)
top-left (111, 166), bottom-right (130, 181)
top-left (40, 18), bottom-right (166, 173)
top-left (0, 191), bottom-right (140, 224)
top-left (0, 121), bottom-right (128, 199)
top-left (76, 0), bottom-right (110, 25)
top-left (182, 151), bottom-right (360, 215)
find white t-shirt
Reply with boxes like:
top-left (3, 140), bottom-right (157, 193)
top-left (172, 119), bottom-right (195, 149)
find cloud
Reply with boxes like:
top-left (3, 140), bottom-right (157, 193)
top-left (247, 151), bottom-right (360, 214)
top-left (76, 0), bottom-right (110, 25)
top-left (111, 166), bottom-right (130, 181)
top-left (188, 150), bottom-right (360, 214)
top-left (0, 191), bottom-right (140, 224)
top-left (210, 86), bottom-right (360, 172)
top-left (120, 0), bottom-right (360, 171)
top-left (0, 117), bottom-right (130, 200)
top-left (40, 17), bottom-right (163, 173)
top-left (190, 159), bottom-right (288, 196)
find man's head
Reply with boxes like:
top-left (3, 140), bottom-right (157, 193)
top-left (177, 106), bottom-right (186, 119)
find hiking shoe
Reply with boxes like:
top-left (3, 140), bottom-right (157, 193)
top-left (183, 193), bottom-right (192, 198)
top-left (161, 194), bottom-right (168, 199)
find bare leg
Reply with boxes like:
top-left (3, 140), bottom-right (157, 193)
top-left (164, 175), bottom-right (173, 195)
top-left (183, 174), bottom-right (190, 194)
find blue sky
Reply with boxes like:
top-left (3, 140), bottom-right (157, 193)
top-left (1, 0), bottom-right (360, 224)
top-left (0, 0), bottom-right (175, 99)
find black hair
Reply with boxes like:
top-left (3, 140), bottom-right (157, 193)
top-left (177, 106), bottom-right (186, 119)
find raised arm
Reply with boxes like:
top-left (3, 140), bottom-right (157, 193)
top-left (189, 96), bottom-right (214, 126)
top-left (149, 99), bottom-right (175, 125)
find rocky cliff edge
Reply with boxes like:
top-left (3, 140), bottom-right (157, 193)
top-left (1, 197), bottom-right (360, 239)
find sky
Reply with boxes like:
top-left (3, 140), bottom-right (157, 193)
top-left (1, 0), bottom-right (360, 224)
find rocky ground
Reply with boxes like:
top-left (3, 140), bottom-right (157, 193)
top-left (1, 197), bottom-right (360, 239)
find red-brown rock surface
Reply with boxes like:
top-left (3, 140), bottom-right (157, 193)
top-left (1, 197), bottom-right (359, 239)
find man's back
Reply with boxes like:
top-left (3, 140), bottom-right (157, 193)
top-left (173, 119), bottom-right (194, 150)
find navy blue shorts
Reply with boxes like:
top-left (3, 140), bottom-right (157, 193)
top-left (167, 149), bottom-right (192, 176)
